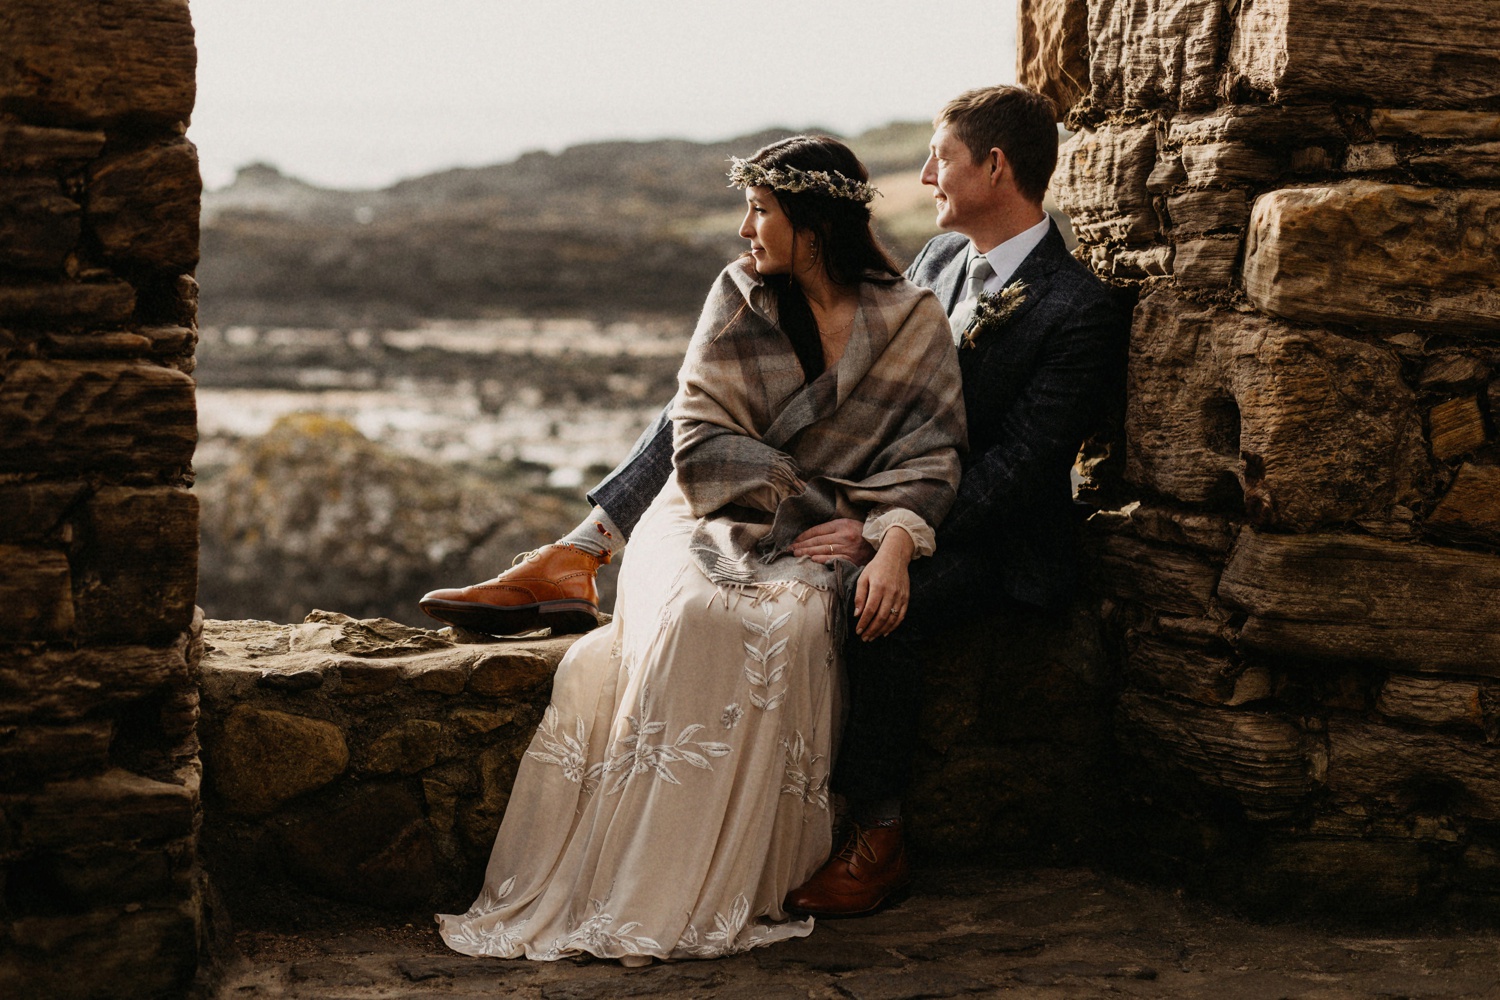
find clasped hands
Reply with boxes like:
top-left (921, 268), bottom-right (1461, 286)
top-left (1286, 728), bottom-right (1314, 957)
top-left (791, 518), bottom-right (912, 641)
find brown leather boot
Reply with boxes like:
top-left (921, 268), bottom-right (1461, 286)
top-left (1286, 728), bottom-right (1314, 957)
top-left (783, 819), bottom-right (910, 917)
top-left (419, 543), bottom-right (608, 636)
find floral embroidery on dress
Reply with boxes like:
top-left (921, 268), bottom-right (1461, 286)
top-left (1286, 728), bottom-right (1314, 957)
top-left (675, 893), bottom-right (758, 956)
top-left (548, 896), bottom-right (662, 959)
top-left (526, 706), bottom-right (598, 792)
top-left (742, 606), bottom-right (792, 712)
top-left (595, 713), bottom-right (733, 794)
top-left (445, 876), bottom-right (529, 956)
top-left (780, 731), bottom-right (830, 811)
top-left (657, 564), bottom-right (688, 639)
top-left (720, 702), bottom-right (745, 729)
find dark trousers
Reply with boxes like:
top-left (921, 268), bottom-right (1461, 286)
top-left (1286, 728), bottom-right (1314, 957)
top-left (587, 405), bottom-right (1035, 802)
top-left (832, 529), bottom-right (1031, 802)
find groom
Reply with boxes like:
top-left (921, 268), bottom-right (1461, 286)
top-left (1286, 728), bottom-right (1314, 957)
top-left (421, 85), bottom-right (1128, 915)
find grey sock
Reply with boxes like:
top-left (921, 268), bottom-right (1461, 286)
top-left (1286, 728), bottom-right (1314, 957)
top-left (853, 797), bottom-right (903, 824)
top-left (558, 506), bottom-right (625, 559)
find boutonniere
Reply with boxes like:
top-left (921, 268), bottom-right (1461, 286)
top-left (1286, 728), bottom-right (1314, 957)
top-left (960, 281), bottom-right (1030, 349)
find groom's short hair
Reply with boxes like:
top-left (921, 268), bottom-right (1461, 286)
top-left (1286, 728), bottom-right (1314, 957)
top-left (936, 86), bottom-right (1058, 204)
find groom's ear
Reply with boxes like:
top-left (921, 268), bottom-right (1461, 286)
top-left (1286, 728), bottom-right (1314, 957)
top-left (986, 148), bottom-right (1008, 186)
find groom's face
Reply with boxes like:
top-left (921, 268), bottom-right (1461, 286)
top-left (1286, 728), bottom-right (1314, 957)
top-left (921, 123), bottom-right (994, 237)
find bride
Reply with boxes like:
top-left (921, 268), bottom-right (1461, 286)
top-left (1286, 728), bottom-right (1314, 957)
top-left (436, 135), bottom-right (965, 963)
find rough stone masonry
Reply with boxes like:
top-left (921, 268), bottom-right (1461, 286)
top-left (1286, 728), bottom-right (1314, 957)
top-left (4, 1), bottom-right (1500, 997)
top-left (1024, 0), bottom-right (1500, 915)
top-left (0, 2), bottom-right (204, 998)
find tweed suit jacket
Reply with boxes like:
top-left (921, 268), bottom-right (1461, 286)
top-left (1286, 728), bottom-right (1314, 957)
top-left (906, 222), bottom-right (1127, 608)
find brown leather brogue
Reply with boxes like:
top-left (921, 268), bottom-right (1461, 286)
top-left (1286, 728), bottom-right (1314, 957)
top-left (419, 543), bottom-right (607, 635)
top-left (783, 819), bottom-right (910, 917)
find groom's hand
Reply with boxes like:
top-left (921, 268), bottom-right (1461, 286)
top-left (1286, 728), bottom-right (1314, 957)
top-left (791, 519), bottom-right (875, 566)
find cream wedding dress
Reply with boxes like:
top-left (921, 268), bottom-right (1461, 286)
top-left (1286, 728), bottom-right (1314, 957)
top-left (436, 481), bottom-right (839, 961)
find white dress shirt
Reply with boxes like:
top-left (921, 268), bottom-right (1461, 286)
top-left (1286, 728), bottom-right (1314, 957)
top-left (965, 214), bottom-right (1052, 294)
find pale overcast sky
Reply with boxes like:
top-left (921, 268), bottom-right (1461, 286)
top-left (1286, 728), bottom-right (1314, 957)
top-left (189, 0), bottom-right (1018, 190)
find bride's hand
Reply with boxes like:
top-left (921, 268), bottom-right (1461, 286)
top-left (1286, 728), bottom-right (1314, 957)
top-left (853, 527), bottom-right (914, 641)
top-left (791, 518), bottom-right (875, 566)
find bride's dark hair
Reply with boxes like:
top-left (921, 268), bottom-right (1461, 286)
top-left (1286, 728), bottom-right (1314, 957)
top-left (744, 134), bottom-right (901, 288)
top-left (743, 135), bottom-right (902, 380)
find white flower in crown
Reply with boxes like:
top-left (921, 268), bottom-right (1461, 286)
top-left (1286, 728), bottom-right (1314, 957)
top-left (961, 282), bottom-right (1030, 349)
top-left (726, 157), bottom-right (879, 204)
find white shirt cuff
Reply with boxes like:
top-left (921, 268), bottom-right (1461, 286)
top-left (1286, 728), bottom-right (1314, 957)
top-left (861, 508), bottom-right (937, 560)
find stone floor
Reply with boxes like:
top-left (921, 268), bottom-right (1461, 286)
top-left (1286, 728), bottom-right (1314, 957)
top-left (202, 866), bottom-right (1500, 999)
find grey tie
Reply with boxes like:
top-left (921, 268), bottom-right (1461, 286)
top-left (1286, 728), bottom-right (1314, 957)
top-left (948, 254), bottom-right (996, 343)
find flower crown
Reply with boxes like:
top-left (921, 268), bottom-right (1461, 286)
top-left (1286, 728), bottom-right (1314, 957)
top-left (726, 157), bottom-right (879, 204)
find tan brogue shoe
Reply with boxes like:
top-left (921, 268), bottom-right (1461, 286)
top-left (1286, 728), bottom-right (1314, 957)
top-left (783, 819), bottom-right (910, 917)
top-left (419, 543), bottom-right (608, 636)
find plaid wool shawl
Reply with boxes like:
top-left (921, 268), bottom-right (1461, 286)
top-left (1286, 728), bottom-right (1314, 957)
top-left (670, 258), bottom-right (966, 593)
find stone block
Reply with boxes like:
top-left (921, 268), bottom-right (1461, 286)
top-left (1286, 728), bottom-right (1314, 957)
top-left (46, 842), bottom-right (179, 906)
top-left (1171, 236), bottom-right (1239, 287)
top-left (1239, 837), bottom-right (1435, 917)
top-left (1409, 143), bottom-right (1500, 185)
top-left (360, 719), bottom-right (451, 775)
top-left (1327, 719), bottom-right (1500, 822)
top-left (1244, 182), bottom-right (1500, 333)
top-left (1377, 675), bottom-right (1485, 730)
top-left (1055, 124), bottom-right (1158, 244)
top-left (0, 904), bottom-right (199, 1000)
top-left (0, 642), bottom-right (191, 724)
top-left (1117, 691), bottom-right (1318, 819)
top-left (0, 482), bottom-right (86, 544)
top-left (0, 0), bottom-right (196, 127)
top-left (278, 783), bottom-right (439, 908)
top-left (0, 281), bottom-right (134, 324)
top-left (1419, 356), bottom-right (1490, 393)
top-left (334, 660), bottom-right (401, 696)
top-left (1107, 245), bottom-right (1171, 278)
top-left (456, 746), bottom-right (517, 854)
top-left (1126, 636), bottom-right (1267, 707)
top-left (0, 544), bottom-right (74, 641)
top-left (1017, 0), bottom-right (1089, 116)
top-left (1227, 0), bottom-right (1500, 108)
top-left (207, 706), bottom-right (348, 816)
top-left (1180, 143), bottom-right (1281, 188)
top-left (74, 487), bottom-right (198, 643)
top-left (1169, 105), bottom-right (1345, 147)
top-left (1086, 0), bottom-right (1225, 112)
top-left (0, 124), bottom-right (106, 170)
top-left (401, 662), bottom-right (468, 694)
top-left (0, 720), bottom-right (113, 785)
top-left (468, 648), bottom-right (559, 696)
top-left (1370, 110), bottom-right (1500, 142)
top-left (1125, 290), bottom-right (1428, 529)
top-left (23, 768), bottom-right (197, 847)
top-left (1093, 534), bottom-right (1219, 615)
top-left (87, 140), bottom-right (201, 271)
top-left (1167, 188), bottom-right (1248, 235)
top-left (1428, 397), bottom-right (1488, 461)
top-left (1219, 529), bottom-right (1500, 672)
top-left (0, 361), bottom-right (196, 473)
top-left (0, 175), bottom-right (80, 269)
top-left (1344, 143), bottom-right (1400, 174)
top-left (43, 330), bottom-right (154, 358)
top-left (1428, 464), bottom-right (1500, 547)
top-left (1091, 500), bottom-right (1237, 555)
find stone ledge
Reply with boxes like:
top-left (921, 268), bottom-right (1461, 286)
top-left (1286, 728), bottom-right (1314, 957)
top-left (199, 605), bottom-right (1117, 912)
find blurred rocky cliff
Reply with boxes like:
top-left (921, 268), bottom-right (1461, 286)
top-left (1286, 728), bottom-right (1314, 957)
top-left (197, 123), bottom-right (940, 330)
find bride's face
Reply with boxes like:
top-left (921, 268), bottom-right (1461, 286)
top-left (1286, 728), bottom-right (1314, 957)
top-left (738, 185), bottom-right (803, 276)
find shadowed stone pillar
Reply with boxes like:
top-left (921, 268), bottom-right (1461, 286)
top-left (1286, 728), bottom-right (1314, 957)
top-left (0, 1), bottom-right (204, 994)
top-left (1025, 0), bottom-right (1500, 916)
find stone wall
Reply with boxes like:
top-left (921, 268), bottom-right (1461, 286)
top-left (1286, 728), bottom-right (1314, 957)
top-left (197, 604), bottom-right (1116, 915)
top-left (0, 1), bottom-right (204, 996)
top-left (1025, 0), bottom-right (1500, 915)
